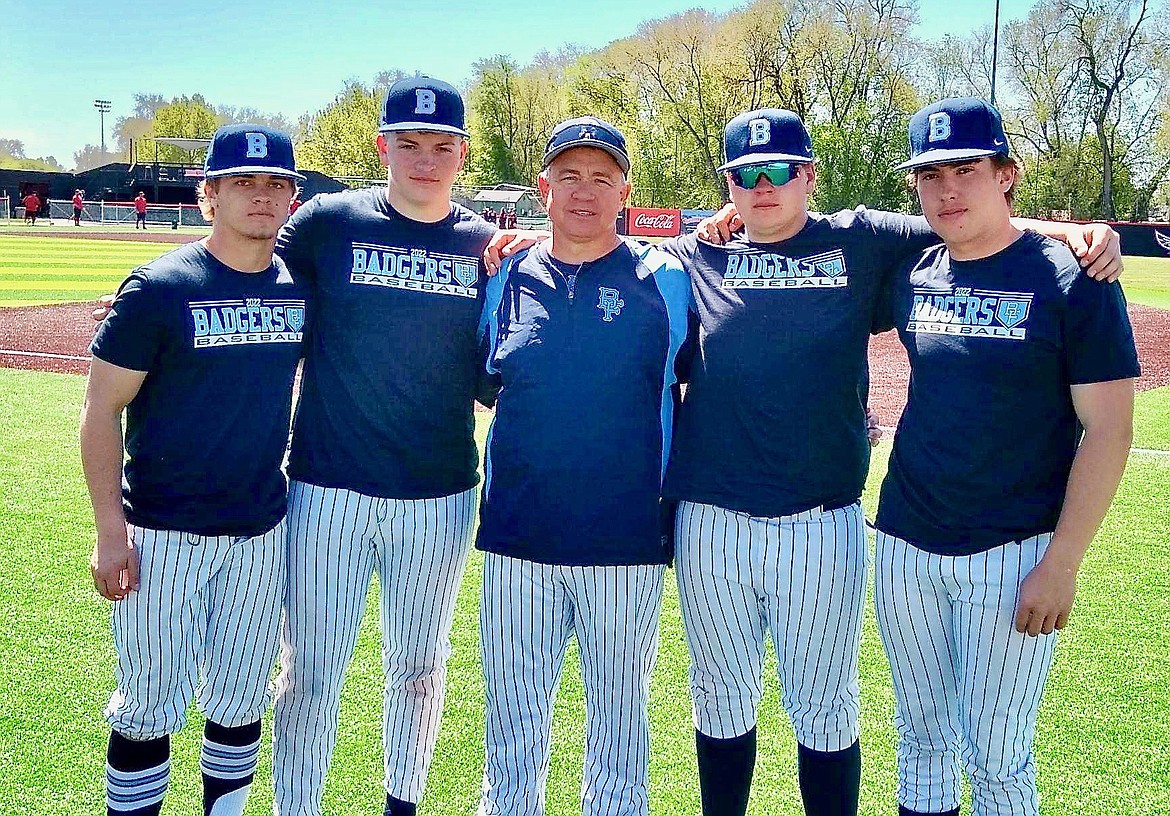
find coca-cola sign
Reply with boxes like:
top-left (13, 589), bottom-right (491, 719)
top-left (625, 207), bottom-right (682, 237)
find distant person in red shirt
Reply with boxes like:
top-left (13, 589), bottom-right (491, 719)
top-left (289, 193), bottom-right (302, 215)
top-left (22, 191), bottom-right (41, 225)
top-left (134, 192), bottom-right (147, 229)
top-left (73, 190), bottom-right (85, 226)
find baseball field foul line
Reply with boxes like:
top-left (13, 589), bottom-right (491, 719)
top-left (0, 348), bottom-right (90, 361)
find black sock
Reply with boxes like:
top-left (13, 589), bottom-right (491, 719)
top-left (201, 720), bottom-right (261, 816)
top-left (696, 728), bottom-right (756, 816)
top-left (106, 731), bottom-right (170, 816)
top-left (385, 793), bottom-right (417, 816)
top-left (797, 740), bottom-right (861, 816)
top-left (899, 808), bottom-right (959, 816)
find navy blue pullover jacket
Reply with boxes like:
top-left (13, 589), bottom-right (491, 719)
top-left (476, 239), bottom-right (691, 566)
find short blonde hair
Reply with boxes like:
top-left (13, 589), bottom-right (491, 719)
top-left (196, 179), bottom-right (218, 223)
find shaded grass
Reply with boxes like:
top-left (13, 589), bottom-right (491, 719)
top-left (2, 368), bottom-right (1168, 814)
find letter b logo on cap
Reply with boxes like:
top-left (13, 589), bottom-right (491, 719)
top-left (414, 89), bottom-right (437, 115)
top-left (245, 132), bottom-right (268, 158)
top-left (749, 119), bottom-right (771, 147)
top-left (928, 113), bottom-right (951, 143)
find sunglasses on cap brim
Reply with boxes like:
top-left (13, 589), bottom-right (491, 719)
top-left (729, 162), bottom-right (803, 189)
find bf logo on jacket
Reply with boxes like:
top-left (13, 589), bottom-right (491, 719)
top-left (597, 287), bottom-right (625, 321)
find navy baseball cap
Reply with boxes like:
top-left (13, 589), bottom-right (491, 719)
top-left (896, 97), bottom-right (1010, 171)
top-left (542, 116), bottom-right (630, 174)
top-left (379, 75), bottom-right (469, 137)
top-left (719, 108), bottom-right (814, 172)
top-left (204, 124), bottom-right (304, 180)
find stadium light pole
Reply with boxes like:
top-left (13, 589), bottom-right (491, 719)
top-left (990, 0), bottom-right (1001, 105)
top-left (94, 99), bottom-right (112, 154)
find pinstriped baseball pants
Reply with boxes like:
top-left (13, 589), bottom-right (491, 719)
top-left (272, 480), bottom-right (476, 816)
top-left (675, 500), bottom-right (867, 751)
top-left (477, 553), bottom-right (665, 816)
top-left (105, 521), bottom-right (286, 739)
top-left (874, 531), bottom-right (1057, 816)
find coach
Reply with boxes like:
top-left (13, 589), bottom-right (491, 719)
top-left (475, 116), bottom-right (690, 816)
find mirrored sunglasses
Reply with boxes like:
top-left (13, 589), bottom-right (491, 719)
top-left (729, 162), bottom-right (802, 189)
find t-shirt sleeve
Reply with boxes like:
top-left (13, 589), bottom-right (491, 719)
top-left (864, 209), bottom-right (938, 285)
top-left (275, 197), bottom-right (319, 287)
top-left (89, 272), bottom-right (168, 373)
top-left (1063, 275), bottom-right (1141, 385)
top-left (657, 231), bottom-right (708, 268)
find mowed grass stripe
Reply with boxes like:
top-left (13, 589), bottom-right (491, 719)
top-left (1, 251), bottom-right (168, 262)
top-left (0, 280), bottom-right (133, 291)
top-left (2, 265), bottom-right (155, 275)
top-left (0, 237), bottom-right (177, 253)
top-left (0, 237), bottom-right (174, 305)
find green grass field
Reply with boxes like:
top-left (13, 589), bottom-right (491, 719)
top-left (2, 232), bottom-right (1169, 309)
top-left (1120, 255), bottom-right (1170, 310)
top-left (1, 367), bottom-right (1168, 815)
top-left (0, 235), bottom-right (181, 307)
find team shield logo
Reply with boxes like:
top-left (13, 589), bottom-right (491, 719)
top-left (453, 261), bottom-right (479, 289)
top-left (995, 298), bottom-right (1031, 329)
top-left (286, 306), bottom-right (306, 332)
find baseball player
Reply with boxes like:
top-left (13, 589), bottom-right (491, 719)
top-left (872, 98), bottom-right (1138, 816)
top-left (270, 76), bottom-right (498, 816)
top-left (656, 110), bottom-right (1124, 816)
top-left (81, 124), bottom-right (305, 816)
top-left (476, 116), bottom-right (690, 816)
top-left (134, 192), bottom-right (148, 229)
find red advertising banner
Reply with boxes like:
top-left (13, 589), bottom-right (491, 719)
top-left (625, 207), bottom-right (682, 237)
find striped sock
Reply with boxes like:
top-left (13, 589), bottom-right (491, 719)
top-left (200, 720), bottom-right (261, 816)
top-left (106, 731), bottom-right (170, 815)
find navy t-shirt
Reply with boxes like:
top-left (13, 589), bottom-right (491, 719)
top-left (90, 241), bottom-right (305, 536)
top-left (661, 208), bottom-right (936, 517)
top-left (476, 240), bottom-right (691, 566)
top-left (276, 188), bottom-right (496, 499)
top-left (875, 231), bottom-right (1141, 555)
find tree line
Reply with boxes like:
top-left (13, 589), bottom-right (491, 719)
top-left (5, 0), bottom-right (1166, 220)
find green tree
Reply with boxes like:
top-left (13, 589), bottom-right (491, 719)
top-left (298, 80), bottom-right (385, 179)
top-left (141, 95), bottom-right (219, 164)
top-left (465, 55), bottom-right (567, 186)
top-left (0, 138), bottom-right (63, 171)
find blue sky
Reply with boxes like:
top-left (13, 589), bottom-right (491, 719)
top-left (0, 0), bottom-right (1029, 169)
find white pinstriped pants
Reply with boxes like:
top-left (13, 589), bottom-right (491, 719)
top-left (478, 553), bottom-right (665, 816)
top-left (272, 481), bottom-right (476, 816)
top-left (105, 521), bottom-right (286, 739)
top-left (674, 500), bottom-right (867, 751)
top-left (874, 531), bottom-right (1057, 816)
